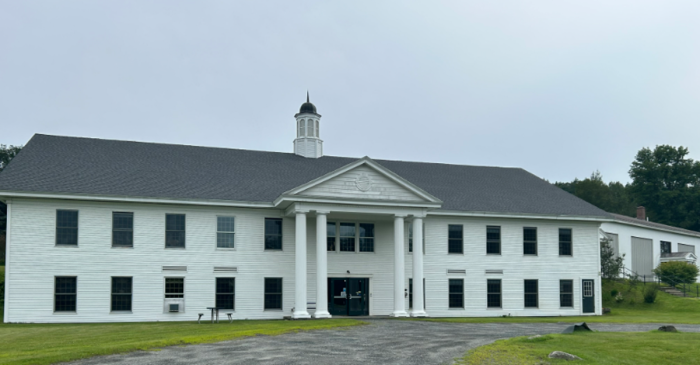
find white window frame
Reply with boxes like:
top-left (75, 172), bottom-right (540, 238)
top-left (327, 221), bottom-right (376, 253)
top-left (216, 215), bottom-right (236, 249)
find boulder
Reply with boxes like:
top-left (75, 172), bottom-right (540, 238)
top-left (658, 325), bottom-right (678, 332)
top-left (548, 351), bottom-right (582, 361)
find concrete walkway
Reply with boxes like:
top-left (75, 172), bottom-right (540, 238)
top-left (69, 320), bottom-right (700, 365)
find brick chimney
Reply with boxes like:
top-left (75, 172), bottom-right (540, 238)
top-left (636, 206), bottom-right (646, 220)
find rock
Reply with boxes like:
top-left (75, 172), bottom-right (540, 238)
top-left (548, 351), bottom-right (582, 361)
top-left (528, 335), bottom-right (542, 340)
top-left (658, 325), bottom-right (678, 332)
top-left (603, 307), bottom-right (611, 314)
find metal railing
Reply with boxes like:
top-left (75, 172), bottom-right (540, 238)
top-left (621, 266), bottom-right (700, 298)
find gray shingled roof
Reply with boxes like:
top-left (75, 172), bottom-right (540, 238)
top-left (0, 134), bottom-right (610, 217)
top-left (610, 213), bottom-right (700, 238)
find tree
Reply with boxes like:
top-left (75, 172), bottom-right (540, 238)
top-left (629, 145), bottom-right (700, 231)
top-left (0, 144), bottom-right (22, 237)
top-left (600, 237), bottom-right (625, 280)
top-left (555, 171), bottom-right (637, 216)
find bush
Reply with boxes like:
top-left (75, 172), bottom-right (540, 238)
top-left (644, 284), bottom-right (659, 303)
top-left (654, 261), bottom-right (700, 285)
top-left (615, 293), bottom-right (624, 303)
top-left (611, 289), bottom-right (619, 297)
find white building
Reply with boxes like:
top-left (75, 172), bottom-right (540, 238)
top-left (0, 98), bottom-right (610, 323)
top-left (601, 207), bottom-right (700, 281)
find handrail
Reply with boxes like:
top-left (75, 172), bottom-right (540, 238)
top-left (620, 265), bottom-right (699, 298)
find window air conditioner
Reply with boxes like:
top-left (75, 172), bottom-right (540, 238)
top-left (169, 303), bottom-right (180, 312)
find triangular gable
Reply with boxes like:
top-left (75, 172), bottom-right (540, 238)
top-left (279, 157), bottom-right (442, 204)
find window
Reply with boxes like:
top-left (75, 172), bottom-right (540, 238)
top-left (315, 120), bottom-right (319, 137)
top-left (217, 216), bottom-right (235, 248)
top-left (559, 228), bottom-right (572, 256)
top-left (54, 276), bottom-right (77, 312)
top-left (448, 225), bottom-right (463, 254)
top-left (359, 223), bottom-right (374, 252)
top-left (524, 280), bottom-right (538, 308)
top-left (216, 278), bottom-right (235, 310)
top-left (327, 222), bottom-right (336, 251)
top-left (300, 120), bottom-right (306, 137)
top-left (523, 227), bottom-right (537, 255)
top-left (487, 279), bottom-right (501, 308)
top-left (264, 218), bottom-right (283, 250)
top-left (56, 210), bottom-right (78, 245)
top-left (165, 278), bottom-right (184, 298)
top-left (560, 280), bottom-right (573, 307)
top-left (408, 223), bottom-right (413, 253)
top-left (449, 279), bottom-right (464, 308)
top-left (111, 277), bottom-right (132, 311)
top-left (339, 223), bottom-right (356, 252)
top-left (112, 212), bottom-right (133, 247)
top-left (660, 241), bottom-right (671, 254)
top-left (165, 214), bottom-right (186, 248)
top-left (486, 226), bottom-right (501, 254)
top-left (264, 278), bottom-right (283, 310)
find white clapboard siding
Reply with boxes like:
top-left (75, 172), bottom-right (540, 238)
top-left (6, 198), bottom-right (602, 323)
top-left (300, 165), bottom-right (424, 202)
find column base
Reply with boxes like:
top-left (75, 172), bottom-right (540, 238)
top-left (292, 311), bottom-right (311, 319)
top-left (390, 310), bottom-right (409, 318)
top-left (410, 310), bottom-right (429, 317)
top-left (313, 311), bottom-right (332, 319)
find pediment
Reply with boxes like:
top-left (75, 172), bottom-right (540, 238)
top-left (279, 157), bottom-right (441, 205)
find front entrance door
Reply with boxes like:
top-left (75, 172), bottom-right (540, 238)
top-left (582, 279), bottom-right (595, 313)
top-left (328, 278), bottom-right (369, 316)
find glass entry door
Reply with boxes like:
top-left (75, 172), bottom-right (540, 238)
top-left (328, 278), bottom-right (369, 316)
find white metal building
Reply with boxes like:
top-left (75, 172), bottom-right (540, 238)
top-left (601, 207), bottom-right (700, 281)
top-left (1, 98), bottom-right (609, 323)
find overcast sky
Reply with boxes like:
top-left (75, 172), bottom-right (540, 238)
top-left (1, 1), bottom-right (699, 183)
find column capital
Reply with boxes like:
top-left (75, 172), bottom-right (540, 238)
top-left (315, 210), bottom-right (330, 215)
top-left (394, 214), bottom-right (408, 219)
top-left (294, 209), bottom-right (310, 214)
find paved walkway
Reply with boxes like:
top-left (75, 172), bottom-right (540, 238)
top-left (69, 320), bottom-right (700, 365)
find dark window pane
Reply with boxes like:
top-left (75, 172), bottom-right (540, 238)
top-left (55, 277), bottom-right (77, 312)
top-left (486, 226), bottom-right (501, 254)
top-left (217, 233), bottom-right (235, 248)
top-left (216, 278), bottom-right (235, 310)
top-left (487, 279), bottom-right (501, 308)
top-left (448, 225), bottom-right (463, 254)
top-left (264, 218), bottom-right (283, 250)
top-left (448, 279), bottom-right (464, 308)
top-left (165, 214), bottom-right (186, 248)
top-left (524, 280), bottom-right (538, 308)
top-left (559, 228), bottom-right (572, 256)
top-left (111, 277), bottom-right (132, 311)
top-left (327, 222), bottom-right (336, 251)
top-left (523, 227), bottom-right (537, 255)
top-left (56, 210), bottom-right (78, 245)
top-left (165, 278), bottom-right (184, 298)
top-left (112, 212), bottom-right (134, 247)
top-left (340, 223), bottom-right (356, 252)
top-left (359, 224), bottom-right (374, 252)
top-left (339, 223), bottom-right (356, 237)
top-left (217, 216), bottom-right (235, 232)
top-left (264, 278), bottom-right (282, 309)
top-left (408, 223), bottom-right (413, 253)
top-left (560, 280), bottom-right (573, 307)
top-left (660, 241), bottom-right (671, 254)
top-left (409, 278), bottom-right (413, 309)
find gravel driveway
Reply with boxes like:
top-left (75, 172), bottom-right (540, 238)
top-left (68, 320), bottom-right (700, 365)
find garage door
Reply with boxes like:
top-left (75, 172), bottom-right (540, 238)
top-left (631, 237), bottom-right (653, 278)
top-left (678, 243), bottom-right (696, 254)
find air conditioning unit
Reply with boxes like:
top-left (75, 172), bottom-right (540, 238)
top-left (164, 299), bottom-right (185, 313)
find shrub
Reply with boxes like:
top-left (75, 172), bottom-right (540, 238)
top-left (654, 261), bottom-right (700, 285)
top-left (615, 293), bottom-right (624, 303)
top-left (611, 289), bottom-right (619, 297)
top-left (644, 284), bottom-right (659, 303)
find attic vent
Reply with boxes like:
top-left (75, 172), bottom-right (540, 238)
top-left (447, 269), bottom-right (466, 274)
top-left (485, 269), bottom-right (503, 275)
top-left (162, 266), bottom-right (187, 272)
top-left (214, 266), bottom-right (238, 273)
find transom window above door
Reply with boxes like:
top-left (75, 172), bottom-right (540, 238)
top-left (327, 222), bottom-right (375, 253)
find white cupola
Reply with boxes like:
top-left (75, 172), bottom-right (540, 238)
top-left (293, 92), bottom-right (323, 158)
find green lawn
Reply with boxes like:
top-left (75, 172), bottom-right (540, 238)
top-left (0, 319), bottom-right (363, 365)
top-left (456, 331), bottom-right (700, 365)
top-left (408, 279), bottom-right (700, 324)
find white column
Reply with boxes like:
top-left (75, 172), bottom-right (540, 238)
top-left (411, 216), bottom-right (428, 317)
top-left (314, 211), bottom-right (332, 318)
top-left (293, 210), bottom-right (311, 319)
top-left (391, 215), bottom-right (409, 317)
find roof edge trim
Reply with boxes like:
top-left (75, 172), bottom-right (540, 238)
top-left (0, 191), bottom-right (276, 209)
top-left (607, 218), bottom-right (700, 239)
top-left (430, 209), bottom-right (612, 222)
